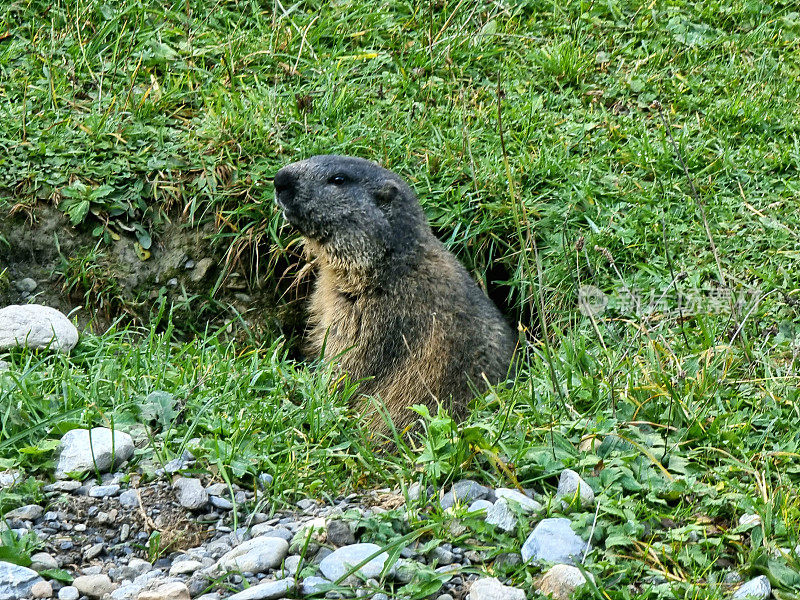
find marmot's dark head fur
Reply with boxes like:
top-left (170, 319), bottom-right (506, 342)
top-left (275, 155), bottom-right (430, 278)
top-left (275, 155), bottom-right (516, 437)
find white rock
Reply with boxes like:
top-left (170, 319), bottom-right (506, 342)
top-left (0, 304), bottom-right (78, 353)
top-left (731, 575), bottom-right (771, 599)
top-left (556, 469), bottom-right (595, 508)
top-left (468, 577), bottom-right (525, 600)
top-left (535, 564), bottom-right (593, 600)
top-left (494, 488), bottom-right (542, 512)
top-left (319, 543), bottom-right (394, 584)
top-left (72, 573), bottom-right (114, 598)
top-left (0, 561), bottom-right (44, 600)
top-left (217, 537), bottom-right (289, 574)
top-left (0, 360), bottom-right (8, 372)
top-left (226, 577), bottom-right (295, 600)
top-left (55, 428), bottom-right (134, 479)
top-left (137, 581), bottom-right (190, 600)
top-left (485, 499), bottom-right (517, 532)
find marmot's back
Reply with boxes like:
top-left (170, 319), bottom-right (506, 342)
top-left (274, 155), bottom-right (516, 434)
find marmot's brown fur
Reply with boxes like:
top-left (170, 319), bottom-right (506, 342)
top-left (274, 155), bottom-right (516, 435)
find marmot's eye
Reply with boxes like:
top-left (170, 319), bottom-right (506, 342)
top-left (328, 174), bottom-right (347, 186)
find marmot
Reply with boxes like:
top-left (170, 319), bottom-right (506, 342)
top-left (274, 155), bottom-right (516, 435)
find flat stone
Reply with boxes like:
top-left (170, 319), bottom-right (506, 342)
top-left (494, 488), bottom-right (542, 512)
top-left (55, 428), bottom-right (134, 479)
top-left (0, 561), bottom-right (44, 600)
top-left (556, 470), bottom-right (595, 508)
top-left (137, 581), bottom-right (190, 600)
top-left (173, 478), bottom-right (208, 510)
top-left (521, 518), bottom-right (588, 565)
top-left (440, 480), bottom-right (490, 510)
top-left (13, 278), bottom-right (38, 293)
top-left (44, 480), bottom-right (82, 492)
top-left (83, 543), bottom-right (104, 560)
top-left (535, 564), bottom-right (593, 600)
top-left (217, 537), bottom-right (289, 574)
top-left (3, 504), bottom-right (44, 521)
top-left (467, 577), bottom-right (525, 600)
top-left (226, 577), bottom-right (295, 600)
top-left (89, 484), bottom-right (120, 498)
top-left (0, 304), bottom-right (78, 353)
top-left (319, 543), bottom-right (394, 584)
top-left (73, 573), bottom-right (114, 598)
top-left (732, 575), bottom-right (771, 599)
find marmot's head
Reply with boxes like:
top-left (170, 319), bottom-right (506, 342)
top-left (274, 155), bottom-right (430, 271)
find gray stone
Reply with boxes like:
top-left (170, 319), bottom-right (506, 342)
top-left (72, 573), bottom-right (114, 598)
top-left (217, 537), bottom-right (289, 574)
top-left (556, 470), bottom-right (595, 508)
top-left (173, 477), bottom-right (208, 510)
top-left (55, 428), bottom-right (134, 479)
top-left (731, 575), bottom-right (771, 599)
top-left (0, 304), bottom-right (78, 353)
top-left (119, 489), bottom-right (139, 508)
top-left (88, 484), bottom-right (120, 498)
top-left (319, 543), bottom-right (394, 584)
top-left (326, 519), bottom-right (355, 547)
top-left (466, 499), bottom-right (493, 515)
top-left (0, 561), bottom-right (44, 600)
top-left (522, 518), bottom-right (588, 565)
top-left (226, 577), bottom-right (295, 600)
top-left (494, 488), bottom-right (542, 512)
top-left (13, 278), bottom-right (38, 293)
top-left (250, 524), bottom-right (292, 540)
top-left (0, 361), bottom-right (8, 372)
top-left (190, 258), bottom-right (214, 282)
top-left (30, 552), bottom-right (59, 572)
top-left (210, 495), bottom-right (233, 510)
top-left (44, 480), bottom-right (81, 492)
top-left (3, 504), bottom-right (44, 521)
top-left (440, 480), bottom-right (490, 510)
top-left (58, 586), bottom-right (80, 600)
top-left (83, 543), bottom-right (104, 560)
top-left (485, 499), bottom-right (517, 532)
top-left (467, 577), bottom-right (525, 600)
top-left (169, 560), bottom-right (203, 576)
top-left (0, 471), bottom-right (20, 488)
top-left (535, 564), bottom-right (593, 600)
top-left (300, 576), bottom-right (331, 595)
top-left (163, 458), bottom-right (185, 474)
top-left (258, 473), bottom-right (273, 488)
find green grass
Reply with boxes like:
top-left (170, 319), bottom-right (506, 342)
top-left (2, 0), bottom-right (800, 598)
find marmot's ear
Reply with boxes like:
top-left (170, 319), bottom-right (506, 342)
top-left (375, 180), bottom-right (402, 205)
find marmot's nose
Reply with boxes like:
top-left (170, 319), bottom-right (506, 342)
top-left (273, 167), bottom-right (297, 204)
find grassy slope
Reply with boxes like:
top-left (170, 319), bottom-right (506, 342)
top-left (1, 0), bottom-right (800, 598)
